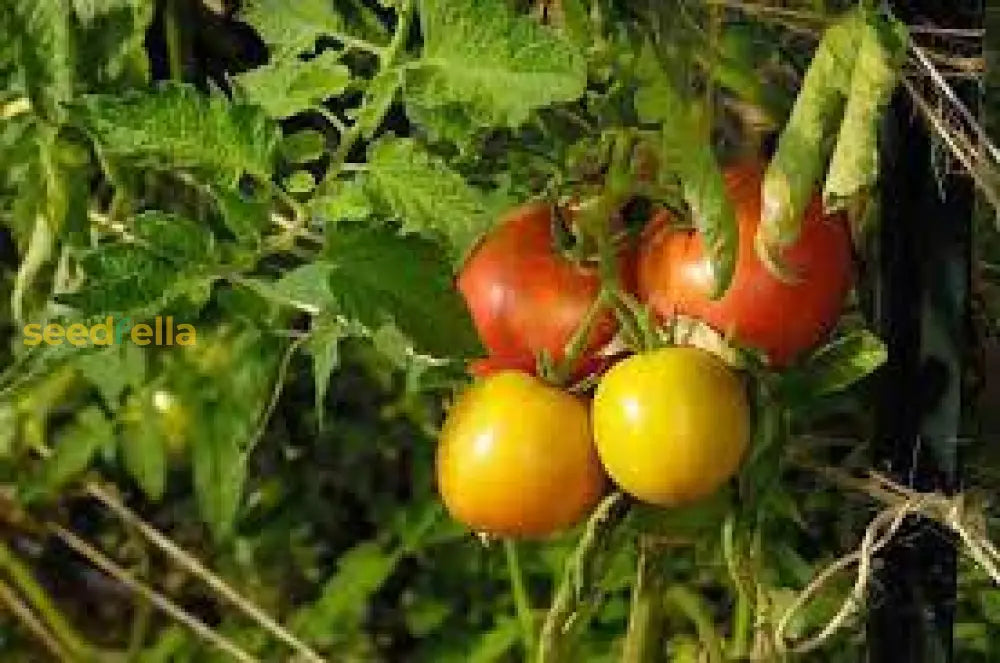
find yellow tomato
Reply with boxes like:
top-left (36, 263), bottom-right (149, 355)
top-left (436, 371), bottom-right (604, 537)
top-left (592, 347), bottom-right (750, 506)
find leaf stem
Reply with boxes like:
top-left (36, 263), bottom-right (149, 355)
top-left (320, 0), bottom-right (412, 188)
top-left (504, 540), bottom-right (536, 658)
top-left (621, 538), bottom-right (664, 663)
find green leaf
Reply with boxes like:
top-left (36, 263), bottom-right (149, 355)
top-left (257, 262), bottom-right (338, 314)
top-left (285, 170), bottom-right (316, 195)
top-left (407, 0), bottom-right (586, 128)
top-left (209, 185), bottom-right (271, 244)
top-left (192, 411), bottom-right (247, 541)
top-left (291, 541), bottom-right (402, 646)
top-left (32, 406), bottom-right (111, 497)
top-left (240, 0), bottom-right (348, 56)
top-left (59, 212), bottom-right (218, 319)
top-left (306, 317), bottom-right (349, 431)
top-left (233, 51), bottom-right (351, 119)
top-left (468, 619), bottom-right (521, 663)
top-left (635, 44), bottom-right (737, 297)
top-left (74, 0), bottom-right (153, 88)
top-left (365, 137), bottom-right (498, 261)
top-left (189, 330), bottom-right (282, 539)
top-left (74, 343), bottom-right (146, 409)
top-left (119, 390), bottom-right (168, 500)
top-left (281, 129), bottom-right (328, 163)
top-left (759, 10), bottom-right (864, 257)
top-left (323, 226), bottom-right (482, 359)
top-left (132, 211), bottom-right (214, 263)
top-left (73, 83), bottom-right (280, 180)
top-left (311, 178), bottom-right (374, 225)
top-left (823, 14), bottom-right (908, 214)
top-left (794, 329), bottom-right (887, 397)
top-left (1, 0), bottom-right (73, 119)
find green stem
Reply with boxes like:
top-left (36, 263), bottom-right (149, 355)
top-left (552, 289), bottom-right (613, 384)
top-left (504, 540), bottom-right (535, 658)
top-left (621, 539), bottom-right (663, 663)
top-left (320, 0), bottom-right (413, 190)
top-left (664, 586), bottom-right (725, 663)
top-left (164, 0), bottom-right (184, 81)
top-left (0, 540), bottom-right (98, 659)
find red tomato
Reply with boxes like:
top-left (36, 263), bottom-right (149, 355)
top-left (458, 203), bottom-right (624, 373)
top-left (637, 162), bottom-right (853, 366)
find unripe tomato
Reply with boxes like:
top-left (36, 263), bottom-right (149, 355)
top-left (637, 162), bottom-right (852, 366)
top-left (436, 371), bottom-right (604, 537)
top-left (458, 203), bottom-right (622, 374)
top-left (592, 347), bottom-right (750, 506)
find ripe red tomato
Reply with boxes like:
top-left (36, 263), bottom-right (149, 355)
top-left (436, 371), bottom-right (605, 537)
top-left (458, 203), bottom-right (624, 374)
top-left (637, 162), bottom-right (853, 366)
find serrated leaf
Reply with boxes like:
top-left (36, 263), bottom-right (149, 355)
top-left (233, 51), bottom-right (351, 119)
top-left (240, 0), bottom-right (347, 56)
top-left (132, 211), bottom-right (214, 263)
top-left (32, 406), bottom-right (110, 497)
top-left (365, 137), bottom-right (497, 261)
top-left (281, 129), bottom-right (327, 163)
top-left (635, 44), bottom-right (737, 297)
top-left (120, 390), bottom-right (168, 500)
top-left (759, 10), bottom-right (864, 255)
top-left (323, 226), bottom-right (482, 359)
top-left (823, 15), bottom-right (908, 214)
top-left (1, 0), bottom-right (73, 119)
top-left (407, 0), bottom-right (586, 128)
top-left (257, 262), bottom-right (338, 314)
top-left (75, 0), bottom-right (153, 88)
top-left (73, 83), bottom-right (280, 180)
top-left (306, 317), bottom-right (349, 431)
top-left (794, 329), bottom-right (887, 397)
top-left (60, 214), bottom-right (218, 319)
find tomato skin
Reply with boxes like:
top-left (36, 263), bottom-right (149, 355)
top-left (436, 371), bottom-right (605, 537)
top-left (592, 347), bottom-right (749, 506)
top-left (637, 163), bottom-right (852, 366)
top-left (458, 203), bottom-right (621, 373)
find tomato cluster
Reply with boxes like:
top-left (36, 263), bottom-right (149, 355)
top-left (438, 162), bottom-right (853, 537)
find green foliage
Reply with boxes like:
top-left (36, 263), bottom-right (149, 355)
top-left (408, 0), bottom-right (587, 128)
top-left (232, 51), bottom-right (351, 120)
top-left (72, 83), bottom-right (280, 181)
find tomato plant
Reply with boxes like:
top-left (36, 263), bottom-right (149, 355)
top-left (0, 1), bottom-right (992, 662)
top-left (638, 162), bottom-right (854, 366)
top-left (436, 371), bottom-right (604, 537)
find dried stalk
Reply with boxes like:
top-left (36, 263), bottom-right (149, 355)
top-left (51, 524), bottom-right (260, 663)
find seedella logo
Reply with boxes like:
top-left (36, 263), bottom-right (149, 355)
top-left (23, 316), bottom-right (197, 347)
